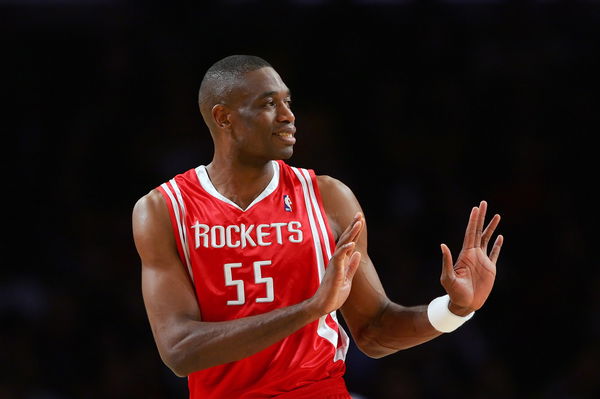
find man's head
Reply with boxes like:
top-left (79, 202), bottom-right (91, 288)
top-left (198, 55), bottom-right (272, 123)
top-left (199, 55), bottom-right (296, 163)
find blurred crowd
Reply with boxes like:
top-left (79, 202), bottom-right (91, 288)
top-left (3, 1), bottom-right (599, 398)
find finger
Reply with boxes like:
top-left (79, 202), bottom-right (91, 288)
top-left (489, 235), bottom-right (504, 264)
top-left (339, 242), bottom-right (357, 271)
top-left (440, 243), bottom-right (455, 280)
top-left (331, 241), bottom-right (355, 266)
top-left (349, 219), bottom-right (363, 242)
top-left (475, 200), bottom-right (487, 247)
top-left (337, 213), bottom-right (363, 246)
top-left (345, 251), bottom-right (362, 281)
top-left (354, 214), bottom-right (366, 237)
top-left (343, 220), bottom-right (362, 247)
top-left (328, 243), bottom-right (352, 281)
top-left (344, 241), bottom-right (357, 255)
top-left (462, 206), bottom-right (479, 249)
top-left (481, 214), bottom-right (501, 253)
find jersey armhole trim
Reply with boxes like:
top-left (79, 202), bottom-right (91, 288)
top-left (157, 182), bottom-right (194, 282)
top-left (303, 169), bottom-right (336, 260)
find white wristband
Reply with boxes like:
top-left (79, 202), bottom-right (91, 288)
top-left (427, 294), bottom-right (475, 333)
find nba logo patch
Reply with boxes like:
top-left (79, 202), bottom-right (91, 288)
top-left (283, 195), bottom-right (293, 212)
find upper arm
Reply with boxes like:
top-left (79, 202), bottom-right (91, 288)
top-left (132, 190), bottom-right (201, 361)
top-left (317, 176), bottom-right (391, 340)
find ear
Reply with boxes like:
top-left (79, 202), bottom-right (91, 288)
top-left (212, 104), bottom-right (231, 129)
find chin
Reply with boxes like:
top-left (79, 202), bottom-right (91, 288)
top-left (273, 148), bottom-right (294, 161)
top-left (281, 148), bottom-right (294, 160)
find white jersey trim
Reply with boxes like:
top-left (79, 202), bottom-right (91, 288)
top-left (160, 182), bottom-right (194, 282)
top-left (169, 179), bottom-right (193, 280)
top-left (292, 167), bottom-right (349, 362)
top-left (301, 168), bottom-right (333, 260)
top-left (195, 161), bottom-right (280, 212)
top-left (292, 167), bottom-right (325, 280)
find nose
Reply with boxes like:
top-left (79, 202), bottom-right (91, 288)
top-left (277, 102), bottom-right (295, 124)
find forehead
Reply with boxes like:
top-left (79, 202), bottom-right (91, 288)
top-left (232, 67), bottom-right (290, 102)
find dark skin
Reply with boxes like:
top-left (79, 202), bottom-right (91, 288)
top-left (132, 67), bottom-right (504, 377)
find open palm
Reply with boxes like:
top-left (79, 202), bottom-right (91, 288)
top-left (440, 201), bottom-right (503, 313)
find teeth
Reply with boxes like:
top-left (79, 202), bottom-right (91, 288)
top-left (278, 132), bottom-right (292, 137)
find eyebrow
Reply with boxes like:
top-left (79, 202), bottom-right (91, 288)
top-left (258, 90), bottom-right (292, 99)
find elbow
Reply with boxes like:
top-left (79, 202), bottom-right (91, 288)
top-left (159, 340), bottom-right (204, 377)
top-left (156, 325), bottom-right (225, 376)
top-left (159, 337), bottom-right (222, 377)
top-left (169, 367), bottom-right (189, 378)
top-left (161, 348), bottom-right (192, 377)
top-left (168, 364), bottom-right (191, 379)
top-left (352, 316), bottom-right (405, 358)
top-left (353, 334), bottom-right (397, 359)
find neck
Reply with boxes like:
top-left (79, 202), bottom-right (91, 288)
top-left (206, 156), bottom-right (275, 210)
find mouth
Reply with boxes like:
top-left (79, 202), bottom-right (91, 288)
top-left (273, 128), bottom-right (297, 144)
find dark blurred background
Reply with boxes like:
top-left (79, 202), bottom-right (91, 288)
top-left (2, 0), bottom-right (599, 398)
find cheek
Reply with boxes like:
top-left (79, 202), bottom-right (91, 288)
top-left (250, 116), bottom-right (276, 141)
top-left (231, 109), bottom-right (276, 147)
top-left (254, 110), bottom-right (275, 125)
top-left (237, 109), bottom-right (272, 130)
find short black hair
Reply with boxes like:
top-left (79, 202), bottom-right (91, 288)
top-left (198, 55), bottom-right (272, 120)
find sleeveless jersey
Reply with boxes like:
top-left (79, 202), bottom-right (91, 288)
top-left (157, 160), bottom-right (351, 399)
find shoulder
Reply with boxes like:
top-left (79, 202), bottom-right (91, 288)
top-left (316, 175), bottom-right (354, 199)
top-left (132, 189), bottom-right (177, 256)
top-left (316, 175), bottom-right (363, 240)
top-left (132, 189), bottom-right (170, 233)
top-left (133, 189), bottom-right (166, 216)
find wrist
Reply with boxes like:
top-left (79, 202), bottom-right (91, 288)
top-left (447, 300), bottom-right (475, 317)
top-left (427, 294), bottom-right (475, 333)
top-left (302, 296), bottom-right (326, 320)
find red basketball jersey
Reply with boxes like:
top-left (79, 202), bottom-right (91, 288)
top-left (157, 160), bottom-right (351, 399)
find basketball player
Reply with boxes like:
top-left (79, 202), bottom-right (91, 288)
top-left (132, 55), bottom-right (503, 398)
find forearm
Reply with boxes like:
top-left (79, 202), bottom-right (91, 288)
top-left (356, 302), bottom-right (442, 358)
top-left (158, 299), bottom-right (320, 376)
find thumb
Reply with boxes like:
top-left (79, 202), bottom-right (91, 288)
top-left (440, 243), bottom-right (455, 280)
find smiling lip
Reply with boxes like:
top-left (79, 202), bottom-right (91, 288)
top-left (273, 128), bottom-right (297, 144)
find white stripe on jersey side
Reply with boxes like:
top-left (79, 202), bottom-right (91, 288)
top-left (301, 168), bottom-right (332, 259)
top-left (300, 168), bottom-right (349, 362)
top-left (292, 167), bottom-right (344, 361)
top-left (160, 182), bottom-right (194, 282)
top-left (169, 179), bottom-right (193, 280)
top-left (291, 167), bottom-right (326, 280)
